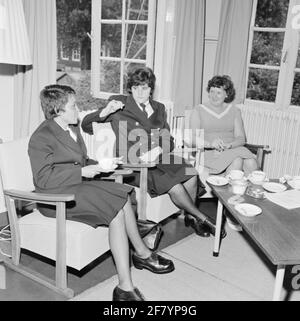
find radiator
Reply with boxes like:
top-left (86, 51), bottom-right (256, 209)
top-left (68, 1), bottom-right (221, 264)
top-left (238, 104), bottom-right (300, 178)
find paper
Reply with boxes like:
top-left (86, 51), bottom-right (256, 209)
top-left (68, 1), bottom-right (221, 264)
top-left (265, 190), bottom-right (300, 210)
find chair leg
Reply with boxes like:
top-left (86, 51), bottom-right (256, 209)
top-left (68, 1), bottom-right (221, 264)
top-left (5, 197), bottom-right (21, 265)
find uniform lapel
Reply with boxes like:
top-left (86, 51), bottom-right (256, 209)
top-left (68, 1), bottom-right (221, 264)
top-left (126, 95), bottom-right (152, 128)
top-left (49, 120), bottom-right (83, 155)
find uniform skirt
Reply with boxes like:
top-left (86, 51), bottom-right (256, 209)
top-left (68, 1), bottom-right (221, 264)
top-left (124, 155), bottom-right (198, 197)
top-left (37, 180), bottom-right (133, 228)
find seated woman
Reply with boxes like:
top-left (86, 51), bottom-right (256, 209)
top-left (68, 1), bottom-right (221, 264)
top-left (28, 84), bottom-right (175, 302)
top-left (189, 75), bottom-right (258, 176)
top-left (81, 67), bottom-right (226, 239)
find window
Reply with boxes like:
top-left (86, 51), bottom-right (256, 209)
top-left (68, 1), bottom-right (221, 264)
top-left (72, 48), bottom-right (81, 62)
top-left (61, 44), bottom-right (69, 60)
top-left (246, 0), bottom-right (300, 108)
top-left (91, 0), bottom-right (157, 99)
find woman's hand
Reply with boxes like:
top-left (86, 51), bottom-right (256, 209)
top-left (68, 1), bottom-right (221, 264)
top-left (81, 165), bottom-right (101, 178)
top-left (100, 100), bottom-right (124, 118)
top-left (211, 138), bottom-right (226, 151)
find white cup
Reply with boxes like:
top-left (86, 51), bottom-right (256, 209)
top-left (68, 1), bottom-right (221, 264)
top-left (250, 170), bottom-right (266, 184)
top-left (292, 176), bottom-right (300, 189)
top-left (231, 179), bottom-right (248, 195)
top-left (98, 158), bottom-right (117, 170)
top-left (229, 170), bottom-right (244, 180)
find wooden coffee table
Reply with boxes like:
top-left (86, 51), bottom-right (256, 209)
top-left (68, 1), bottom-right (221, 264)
top-left (208, 181), bottom-right (300, 301)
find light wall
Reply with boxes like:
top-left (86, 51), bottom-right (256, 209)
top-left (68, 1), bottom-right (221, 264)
top-left (0, 64), bottom-right (15, 142)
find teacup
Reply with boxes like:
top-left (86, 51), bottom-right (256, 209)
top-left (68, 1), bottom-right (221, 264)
top-left (249, 170), bottom-right (266, 184)
top-left (292, 176), bottom-right (300, 189)
top-left (98, 158), bottom-right (118, 170)
top-left (228, 170), bottom-right (244, 180)
top-left (231, 179), bottom-right (248, 195)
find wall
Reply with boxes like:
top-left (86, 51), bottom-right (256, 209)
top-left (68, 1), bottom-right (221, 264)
top-left (0, 64), bottom-right (14, 225)
top-left (0, 64), bottom-right (15, 142)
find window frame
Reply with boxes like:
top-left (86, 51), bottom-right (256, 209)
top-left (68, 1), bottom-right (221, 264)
top-left (91, 0), bottom-right (157, 99)
top-left (72, 48), bottom-right (81, 62)
top-left (245, 0), bottom-right (300, 110)
top-left (60, 44), bottom-right (69, 61)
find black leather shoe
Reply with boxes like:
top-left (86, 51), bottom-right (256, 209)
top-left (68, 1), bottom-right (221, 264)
top-left (203, 217), bottom-right (227, 239)
top-left (184, 215), bottom-right (210, 237)
top-left (112, 286), bottom-right (145, 301)
top-left (132, 252), bottom-right (175, 274)
top-left (142, 225), bottom-right (163, 251)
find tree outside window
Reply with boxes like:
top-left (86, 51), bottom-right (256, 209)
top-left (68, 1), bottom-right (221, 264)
top-left (246, 0), bottom-right (300, 108)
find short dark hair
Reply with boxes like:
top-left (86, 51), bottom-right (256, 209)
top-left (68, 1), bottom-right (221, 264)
top-left (126, 66), bottom-right (156, 95)
top-left (40, 84), bottom-right (75, 120)
top-left (207, 75), bottom-right (236, 103)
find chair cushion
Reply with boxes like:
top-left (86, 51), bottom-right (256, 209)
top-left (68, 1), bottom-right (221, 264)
top-left (134, 187), bottom-right (180, 222)
top-left (19, 210), bottom-right (109, 271)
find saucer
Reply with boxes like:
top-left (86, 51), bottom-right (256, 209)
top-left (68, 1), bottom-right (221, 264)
top-left (234, 203), bottom-right (262, 217)
top-left (288, 180), bottom-right (300, 190)
top-left (206, 176), bottom-right (228, 186)
top-left (263, 182), bottom-right (287, 193)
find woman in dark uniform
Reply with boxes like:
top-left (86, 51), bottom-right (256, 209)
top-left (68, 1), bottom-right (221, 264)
top-left (28, 84), bottom-right (174, 301)
top-left (81, 67), bottom-right (225, 238)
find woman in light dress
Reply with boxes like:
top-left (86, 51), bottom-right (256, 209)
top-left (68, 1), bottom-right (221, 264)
top-left (189, 75), bottom-right (258, 176)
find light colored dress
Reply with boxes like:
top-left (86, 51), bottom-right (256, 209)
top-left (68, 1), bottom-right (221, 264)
top-left (194, 104), bottom-right (255, 174)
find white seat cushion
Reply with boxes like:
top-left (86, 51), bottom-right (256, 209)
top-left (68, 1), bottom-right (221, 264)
top-left (134, 187), bottom-right (180, 222)
top-left (19, 210), bottom-right (109, 271)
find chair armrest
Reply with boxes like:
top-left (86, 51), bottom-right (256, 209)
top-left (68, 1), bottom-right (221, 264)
top-left (122, 162), bottom-right (156, 171)
top-left (4, 189), bottom-right (75, 204)
top-left (245, 143), bottom-right (270, 152)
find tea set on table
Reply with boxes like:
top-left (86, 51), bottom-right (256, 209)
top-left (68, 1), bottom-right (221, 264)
top-left (206, 170), bottom-right (300, 217)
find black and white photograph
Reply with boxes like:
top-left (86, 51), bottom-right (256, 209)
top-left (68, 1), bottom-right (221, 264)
top-left (0, 0), bottom-right (300, 305)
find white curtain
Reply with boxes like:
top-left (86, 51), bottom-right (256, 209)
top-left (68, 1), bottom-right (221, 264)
top-left (13, 0), bottom-right (56, 139)
top-left (171, 0), bottom-right (206, 116)
top-left (214, 0), bottom-right (254, 104)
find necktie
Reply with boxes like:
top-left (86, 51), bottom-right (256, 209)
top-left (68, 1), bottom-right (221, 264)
top-left (140, 103), bottom-right (148, 118)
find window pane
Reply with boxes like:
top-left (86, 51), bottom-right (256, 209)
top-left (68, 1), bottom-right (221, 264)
top-left (125, 24), bottom-right (147, 59)
top-left (102, 0), bottom-right (122, 19)
top-left (126, 0), bottom-right (149, 20)
top-left (250, 32), bottom-right (284, 66)
top-left (123, 62), bottom-right (146, 92)
top-left (101, 24), bottom-right (122, 57)
top-left (291, 72), bottom-right (300, 106)
top-left (255, 0), bottom-right (289, 28)
top-left (100, 60), bottom-right (120, 93)
top-left (246, 68), bottom-right (279, 102)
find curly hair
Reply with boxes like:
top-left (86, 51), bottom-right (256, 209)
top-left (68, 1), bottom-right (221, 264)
top-left (207, 75), bottom-right (236, 103)
top-left (126, 66), bottom-right (156, 95)
top-left (40, 84), bottom-right (76, 120)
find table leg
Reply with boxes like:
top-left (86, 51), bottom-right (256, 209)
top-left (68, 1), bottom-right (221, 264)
top-left (272, 264), bottom-right (285, 301)
top-left (0, 264), bottom-right (6, 289)
top-left (213, 200), bottom-right (223, 257)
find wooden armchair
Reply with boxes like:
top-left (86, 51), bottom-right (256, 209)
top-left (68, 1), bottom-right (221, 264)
top-left (0, 137), bottom-right (132, 298)
top-left (90, 122), bottom-right (180, 223)
top-left (171, 110), bottom-right (270, 198)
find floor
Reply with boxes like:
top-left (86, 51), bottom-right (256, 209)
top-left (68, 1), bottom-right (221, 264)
top-left (0, 199), bottom-right (217, 301)
top-left (2, 198), bottom-right (298, 301)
